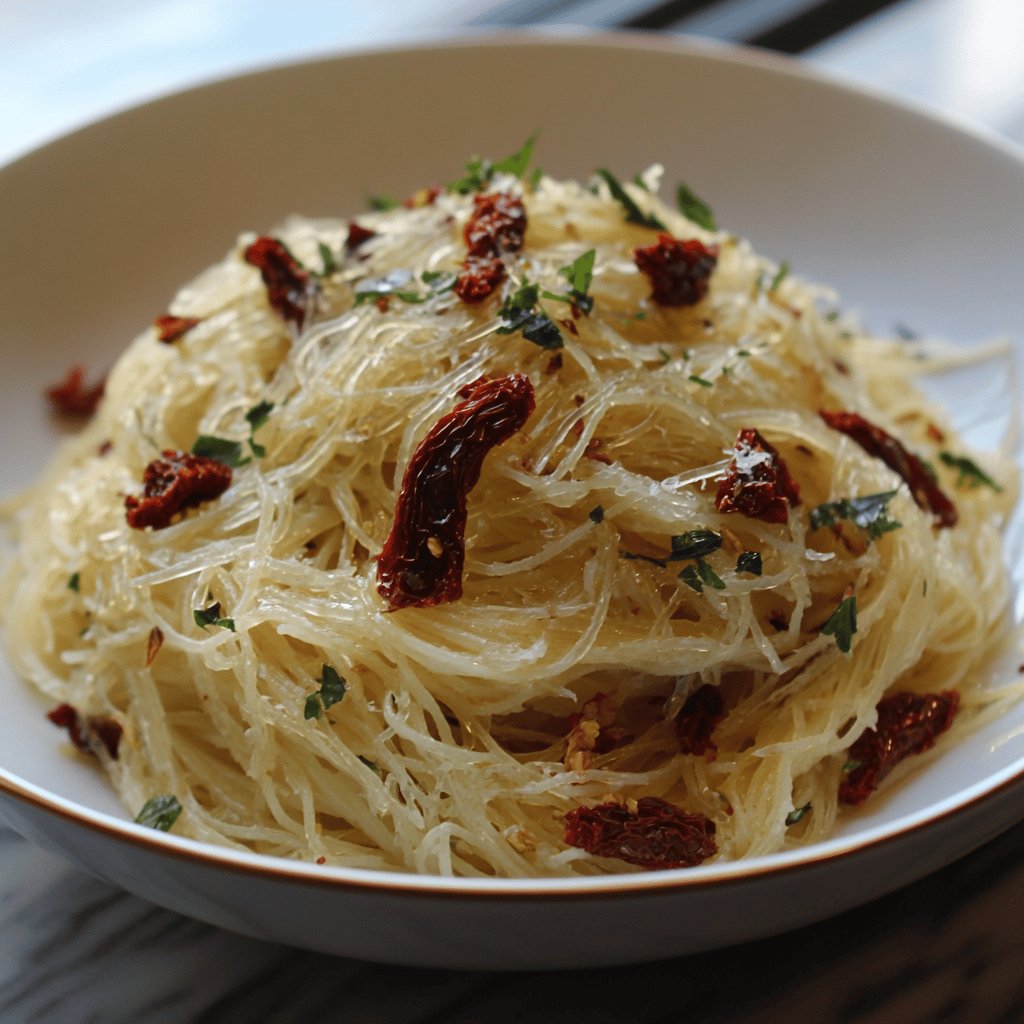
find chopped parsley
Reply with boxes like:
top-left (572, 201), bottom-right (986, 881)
top-left (192, 435), bottom-right (248, 468)
top-left (135, 794), bottom-right (182, 832)
top-left (769, 261), bottom-right (790, 292)
top-left (317, 242), bottom-right (339, 277)
top-left (821, 594), bottom-right (857, 655)
top-left (589, 505), bottom-right (605, 524)
top-left (809, 490), bottom-right (902, 541)
top-left (842, 759), bottom-right (862, 773)
top-left (354, 268), bottom-right (456, 306)
top-left (679, 558), bottom-right (725, 593)
top-left (543, 249), bottom-right (596, 314)
top-left (670, 530), bottom-right (722, 560)
top-left (675, 181), bottom-right (716, 231)
top-left (68, 572), bottom-right (80, 592)
top-left (785, 802), bottom-right (812, 826)
top-left (368, 194), bottom-right (401, 211)
top-left (496, 282), bottom-right (563, 350)
top-left (193, 601), bottom-right (236, 632)
top-left (304, 664), bottom-right (348, 720)
top-left (939, 451), bottom-right (1003, 492)
top-left (735, 551), bottom-right (763, 576)
top-left (448, 135), bottom-right (537, 194)
top-left (688, 374), bottom-right (713, 388)
top-left (594, 168), bottom-right (667, 230)
top-left (245, 400), bottom-right (274, 433)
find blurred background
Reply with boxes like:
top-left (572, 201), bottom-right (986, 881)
top-left (3, 0), bottom-right (1024, 167)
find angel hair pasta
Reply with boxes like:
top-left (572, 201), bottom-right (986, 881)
top-left (1, 140), bottom-right (1018, 877)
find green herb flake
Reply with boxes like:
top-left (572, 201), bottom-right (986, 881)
top-left (658, 346), bottom-right (672, 364)
top-left (497, 281), bottom-right (563, 350)
top-left (551, 248), bottom-right (596, 314)
top-left (679, 563), bottom-right (703, 593)
top-left (193, 601), bottom-right (236, 632)
top-left (696, 558), bottom-right (726, 590)
top-left (245, 400), bottom-right (274, 433)
top-left (368, 195), bottom-right (401, 211)
top-left (317, 241), bottom-right (340, 277)
top-left (135, 794), bottom-right (182, 832)
top-left (670, 530), bottom-right (722, 561)
top-left (589, 505), bottom-right (605, 524)
top-left (939, 451), bottom-right (1003, 492)
top-left (420, 269), bottom-right (457, 294)
top-left (68, 572), bottom-right (81, 592)
top-left (895, 322), bottom-right (918, 341)
top-left (821, 594), bottom-right (857, 655)
top-left (675, 181), bottom-right (716, 231)
top-left (809, 490), bottom-right (902, 541)
top-left (785, 802), bottom-right (812, 826)
top-left (769, 261), bottom-right (790, 292)
top-left (192, 435), bottom-right (249, 468)
top-left (825, 309), bottom-right (840, 323)
top-left (358, 755), bottom-right (381, 775)
top-left (688, 374), bottom-right (713, 388)
top-left (842, 759), bottom-right (862, 773)
top-left (736, 349), bottom-right (751, 358)
top-left (594, 168), bottom-right (666, 230)
top-left (304, 664), bottom-right (348, 720)
top-left (490, 133), bottom-right (537, 179)
top-left (448, 135), bottom-right (537, 195)
top-left (736, 551), bottom-right (763, 576)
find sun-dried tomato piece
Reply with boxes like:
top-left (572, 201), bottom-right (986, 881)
top-left (346, 222), bottom-right (376, 250)
top-left (819, 409), bottom-right (957, 527)
top-left (839, 690), bottom-right (960, 804)
top-left (675, 684), bottom-right (725, 757)
top-left (243, 235), bottom-right (313, 329)
top-left (715, 428), bottom-right (801, 523)
top-left (47, 703), bottom-right (122, 759)
top-left (154, 314), bottom-right (201, 343)
top-left (634, 234), bottom-right (718, 306)
top-left (124, 450), bottom-right (232, 530)
top-left (376, 374), bottom-right (535, 610)
top-left (455, 192), bottom-right (527, 304)
top-left (45, 365), bottom-right (105, 417)
top-left (455, 254), bottom-right (506, 304)
top-left (564, 796), bottom-right (717, 870)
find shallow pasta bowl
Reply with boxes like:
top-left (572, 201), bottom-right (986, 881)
top-left (2, 32), bottom-right (1024, 970)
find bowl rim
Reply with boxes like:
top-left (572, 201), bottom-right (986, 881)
top-left (3, 27), bottom-right (1024, 900)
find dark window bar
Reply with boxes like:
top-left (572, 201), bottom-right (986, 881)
top-left (469, 0), bottom-right (910, 53)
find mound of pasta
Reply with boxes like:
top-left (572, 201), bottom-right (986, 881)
top-left (1, 142), bottom-right (1017, 876)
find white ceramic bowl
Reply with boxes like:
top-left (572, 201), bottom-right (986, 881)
top-left (2, 32), bottom-right (1024, 970)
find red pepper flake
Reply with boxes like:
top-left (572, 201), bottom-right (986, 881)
top-left (45, 365), bottom-right (105, 417)
top-left (634, 234), bottom-right (718, 306)
top-left (564, 693), bottom-right (622, 770)
top-left (583, 437), bottom-right (612, 464)
top-left (545, 353), bottom-right (563, 374)
top-left (564, 796), bottom-right (717, 870)
top-left (455, 192), bottom-right (526, 304)
top-left (243, 236), bottom-right (313, 329)
top-left (145, 626), bottom-right (164, 667)
top-left (675, 684), bottom-right (725, 757)
top-left (47, 703), bottom-right (122, 759)
top-left (715, 428), bottom-right (801, 523)
top-left (124, 450), bottom-right (232, 530)
top-left (405, 185), bottom-right (441, 208)
top-left (154, 314), bottom-right (201, 343)
top-left (819, 410), bottom-right (957, 527)
top-left (97, 440), bottom-right (113, 456)
top-left (346, 222), bottom-right (376, 250)
top-left (839, 690), bottom-right (960, 804)
top-left (376, 374), bottom-right (535, 609)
